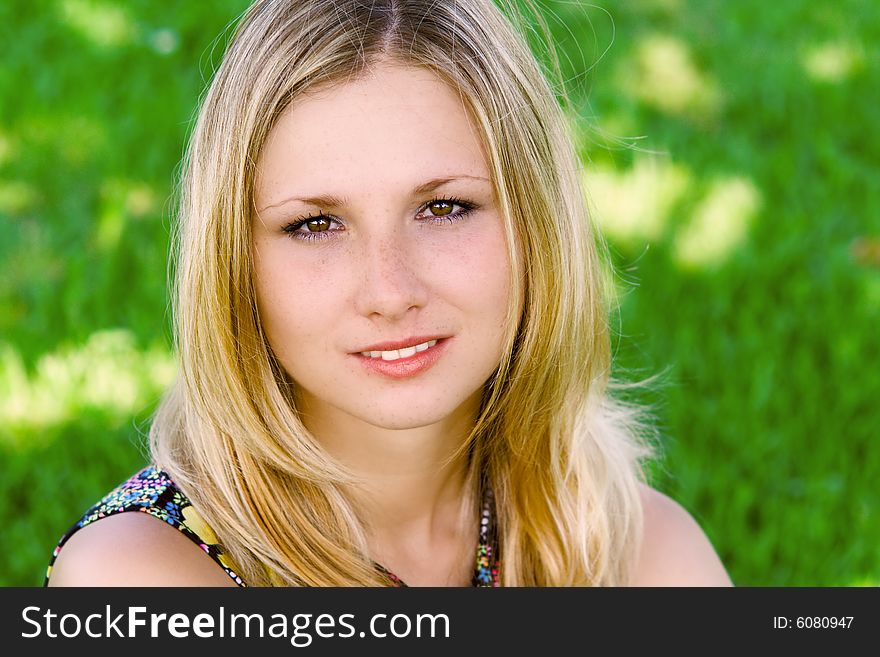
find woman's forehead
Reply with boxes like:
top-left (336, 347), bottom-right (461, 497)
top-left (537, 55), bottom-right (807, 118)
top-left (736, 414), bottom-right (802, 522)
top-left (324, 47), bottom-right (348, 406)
top-left (254, 63), bottom-right (492, 206)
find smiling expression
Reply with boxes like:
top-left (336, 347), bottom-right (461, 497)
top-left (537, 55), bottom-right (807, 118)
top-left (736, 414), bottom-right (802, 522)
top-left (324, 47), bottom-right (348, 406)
top-left (252, 62), bottom-right (513, 433)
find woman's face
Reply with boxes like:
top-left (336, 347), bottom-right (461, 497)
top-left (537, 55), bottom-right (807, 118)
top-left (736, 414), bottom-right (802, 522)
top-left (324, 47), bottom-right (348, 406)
top-left (252, 62), bottom-right (512, 432)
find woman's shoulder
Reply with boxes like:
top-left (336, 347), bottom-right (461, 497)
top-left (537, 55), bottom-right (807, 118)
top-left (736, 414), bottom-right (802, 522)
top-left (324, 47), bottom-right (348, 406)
top-left (47, 465), bottom-right (243, 587)
top-left (631, 483), bottom-right (733, 587)
top-left (47, 509), bottom-right (238, 587)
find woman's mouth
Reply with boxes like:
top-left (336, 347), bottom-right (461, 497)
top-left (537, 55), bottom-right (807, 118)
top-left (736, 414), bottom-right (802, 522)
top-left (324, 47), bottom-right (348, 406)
top-left (359, 339), bottom-right (437, 361)
top-left (353, 338), bottom-right (448, 379)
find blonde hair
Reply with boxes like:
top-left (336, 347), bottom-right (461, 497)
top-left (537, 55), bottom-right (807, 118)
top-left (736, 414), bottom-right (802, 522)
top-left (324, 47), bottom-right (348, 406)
top-left (151, 0), bottom-right (655, 586)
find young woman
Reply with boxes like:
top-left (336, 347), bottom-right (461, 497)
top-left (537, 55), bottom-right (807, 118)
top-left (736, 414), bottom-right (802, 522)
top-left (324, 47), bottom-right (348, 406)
top-left (47, 0), bottom-right (731, 587)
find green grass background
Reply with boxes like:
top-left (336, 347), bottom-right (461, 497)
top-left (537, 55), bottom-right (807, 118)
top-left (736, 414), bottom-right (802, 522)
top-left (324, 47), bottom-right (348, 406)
top-left (1, 0), bottom-right (877, 586)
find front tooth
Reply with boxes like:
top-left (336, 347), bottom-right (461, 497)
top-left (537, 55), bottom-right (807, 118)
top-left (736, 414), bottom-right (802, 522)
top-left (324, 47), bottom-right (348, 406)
top-left (365, 340), bottom-right (439, 360)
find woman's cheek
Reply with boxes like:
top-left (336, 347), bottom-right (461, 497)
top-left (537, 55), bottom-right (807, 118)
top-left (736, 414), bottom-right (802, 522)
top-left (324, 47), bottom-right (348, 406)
top-left (419, 216), bottom-right (509, 287)
top-left (253, 242), bottom-right (331, 360)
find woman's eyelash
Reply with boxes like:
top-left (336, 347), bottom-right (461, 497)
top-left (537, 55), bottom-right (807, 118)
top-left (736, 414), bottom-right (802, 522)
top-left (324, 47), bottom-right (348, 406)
top-left (422, 196), bottom-right (476, 225)
top-left (281, 211), bottom-right (339, 242)
top-left (280, 197), bottom-right (477, 242)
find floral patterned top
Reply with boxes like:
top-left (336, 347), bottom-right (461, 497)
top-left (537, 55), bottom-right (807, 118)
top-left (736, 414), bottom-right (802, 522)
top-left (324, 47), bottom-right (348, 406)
top-left (45, 464), bottom-right (501, 587)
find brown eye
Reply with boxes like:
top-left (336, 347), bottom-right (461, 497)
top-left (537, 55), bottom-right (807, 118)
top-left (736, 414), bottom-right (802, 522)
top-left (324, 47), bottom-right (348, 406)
top-left (429, 201), bottom-right (454, 216)
top-left (306, 217), bottom-right (332, 232)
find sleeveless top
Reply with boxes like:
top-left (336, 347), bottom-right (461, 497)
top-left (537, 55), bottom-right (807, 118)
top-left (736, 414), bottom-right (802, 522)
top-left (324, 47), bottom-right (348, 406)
top-left (45, 465), bottom-right (501, 587)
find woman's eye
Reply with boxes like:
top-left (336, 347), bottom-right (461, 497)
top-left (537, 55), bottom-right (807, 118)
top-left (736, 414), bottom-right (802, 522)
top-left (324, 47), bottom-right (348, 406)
top-left (427, 200), bottom-right (454, 216)
top-left (282, 214), bottom-right (341, 241)
top-left (303, 217), bottom-right (332, 232)
top-left (419, 197), bottom-right (476, 224)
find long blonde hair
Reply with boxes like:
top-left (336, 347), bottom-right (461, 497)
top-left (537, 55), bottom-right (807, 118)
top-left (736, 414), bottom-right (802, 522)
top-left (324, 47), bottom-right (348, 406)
top-left (151, 0), bottom-right (655, 586)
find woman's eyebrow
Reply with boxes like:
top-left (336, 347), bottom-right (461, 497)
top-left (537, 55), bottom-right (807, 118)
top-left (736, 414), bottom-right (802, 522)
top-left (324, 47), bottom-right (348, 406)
top-left (258, 175), bottom-right (491, 212)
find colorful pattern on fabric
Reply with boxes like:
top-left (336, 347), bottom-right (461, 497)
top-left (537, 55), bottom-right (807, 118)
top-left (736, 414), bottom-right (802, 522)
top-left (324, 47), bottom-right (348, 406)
top-left (473, 483), bottom-right (500, 586)
top-left (44, 465), bottom-right (245, 587)
top-left (46, 465), bottom-right (501, 587)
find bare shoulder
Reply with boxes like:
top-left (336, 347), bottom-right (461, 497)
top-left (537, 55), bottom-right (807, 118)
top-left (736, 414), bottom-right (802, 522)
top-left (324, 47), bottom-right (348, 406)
top-left (47, 511), bottom-right (238, 587)
top-left (630, 483), bottom-right (733, 587)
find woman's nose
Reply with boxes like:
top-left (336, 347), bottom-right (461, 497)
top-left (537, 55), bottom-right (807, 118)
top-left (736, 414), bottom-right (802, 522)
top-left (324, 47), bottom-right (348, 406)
top-left (352, 232), bottom-right (430, 321)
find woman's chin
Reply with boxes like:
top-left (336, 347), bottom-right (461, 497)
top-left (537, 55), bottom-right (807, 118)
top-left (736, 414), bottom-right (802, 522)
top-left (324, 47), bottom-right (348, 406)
top-left (356, 406), bottom-right (464, 432)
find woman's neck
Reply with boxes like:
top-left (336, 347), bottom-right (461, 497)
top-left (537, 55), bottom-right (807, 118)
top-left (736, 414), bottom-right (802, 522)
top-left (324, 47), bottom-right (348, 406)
top-left (297, 389), bottom-right (482, 579)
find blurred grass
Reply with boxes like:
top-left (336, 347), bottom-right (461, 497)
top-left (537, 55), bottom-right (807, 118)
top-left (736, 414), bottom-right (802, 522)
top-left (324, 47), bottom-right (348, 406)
top-left (2, 0), bottom-right (878, 586)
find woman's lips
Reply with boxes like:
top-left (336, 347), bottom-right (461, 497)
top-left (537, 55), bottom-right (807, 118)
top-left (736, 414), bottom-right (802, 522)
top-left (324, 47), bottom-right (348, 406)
top-left (353, 338), bottom-right (448, 380)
